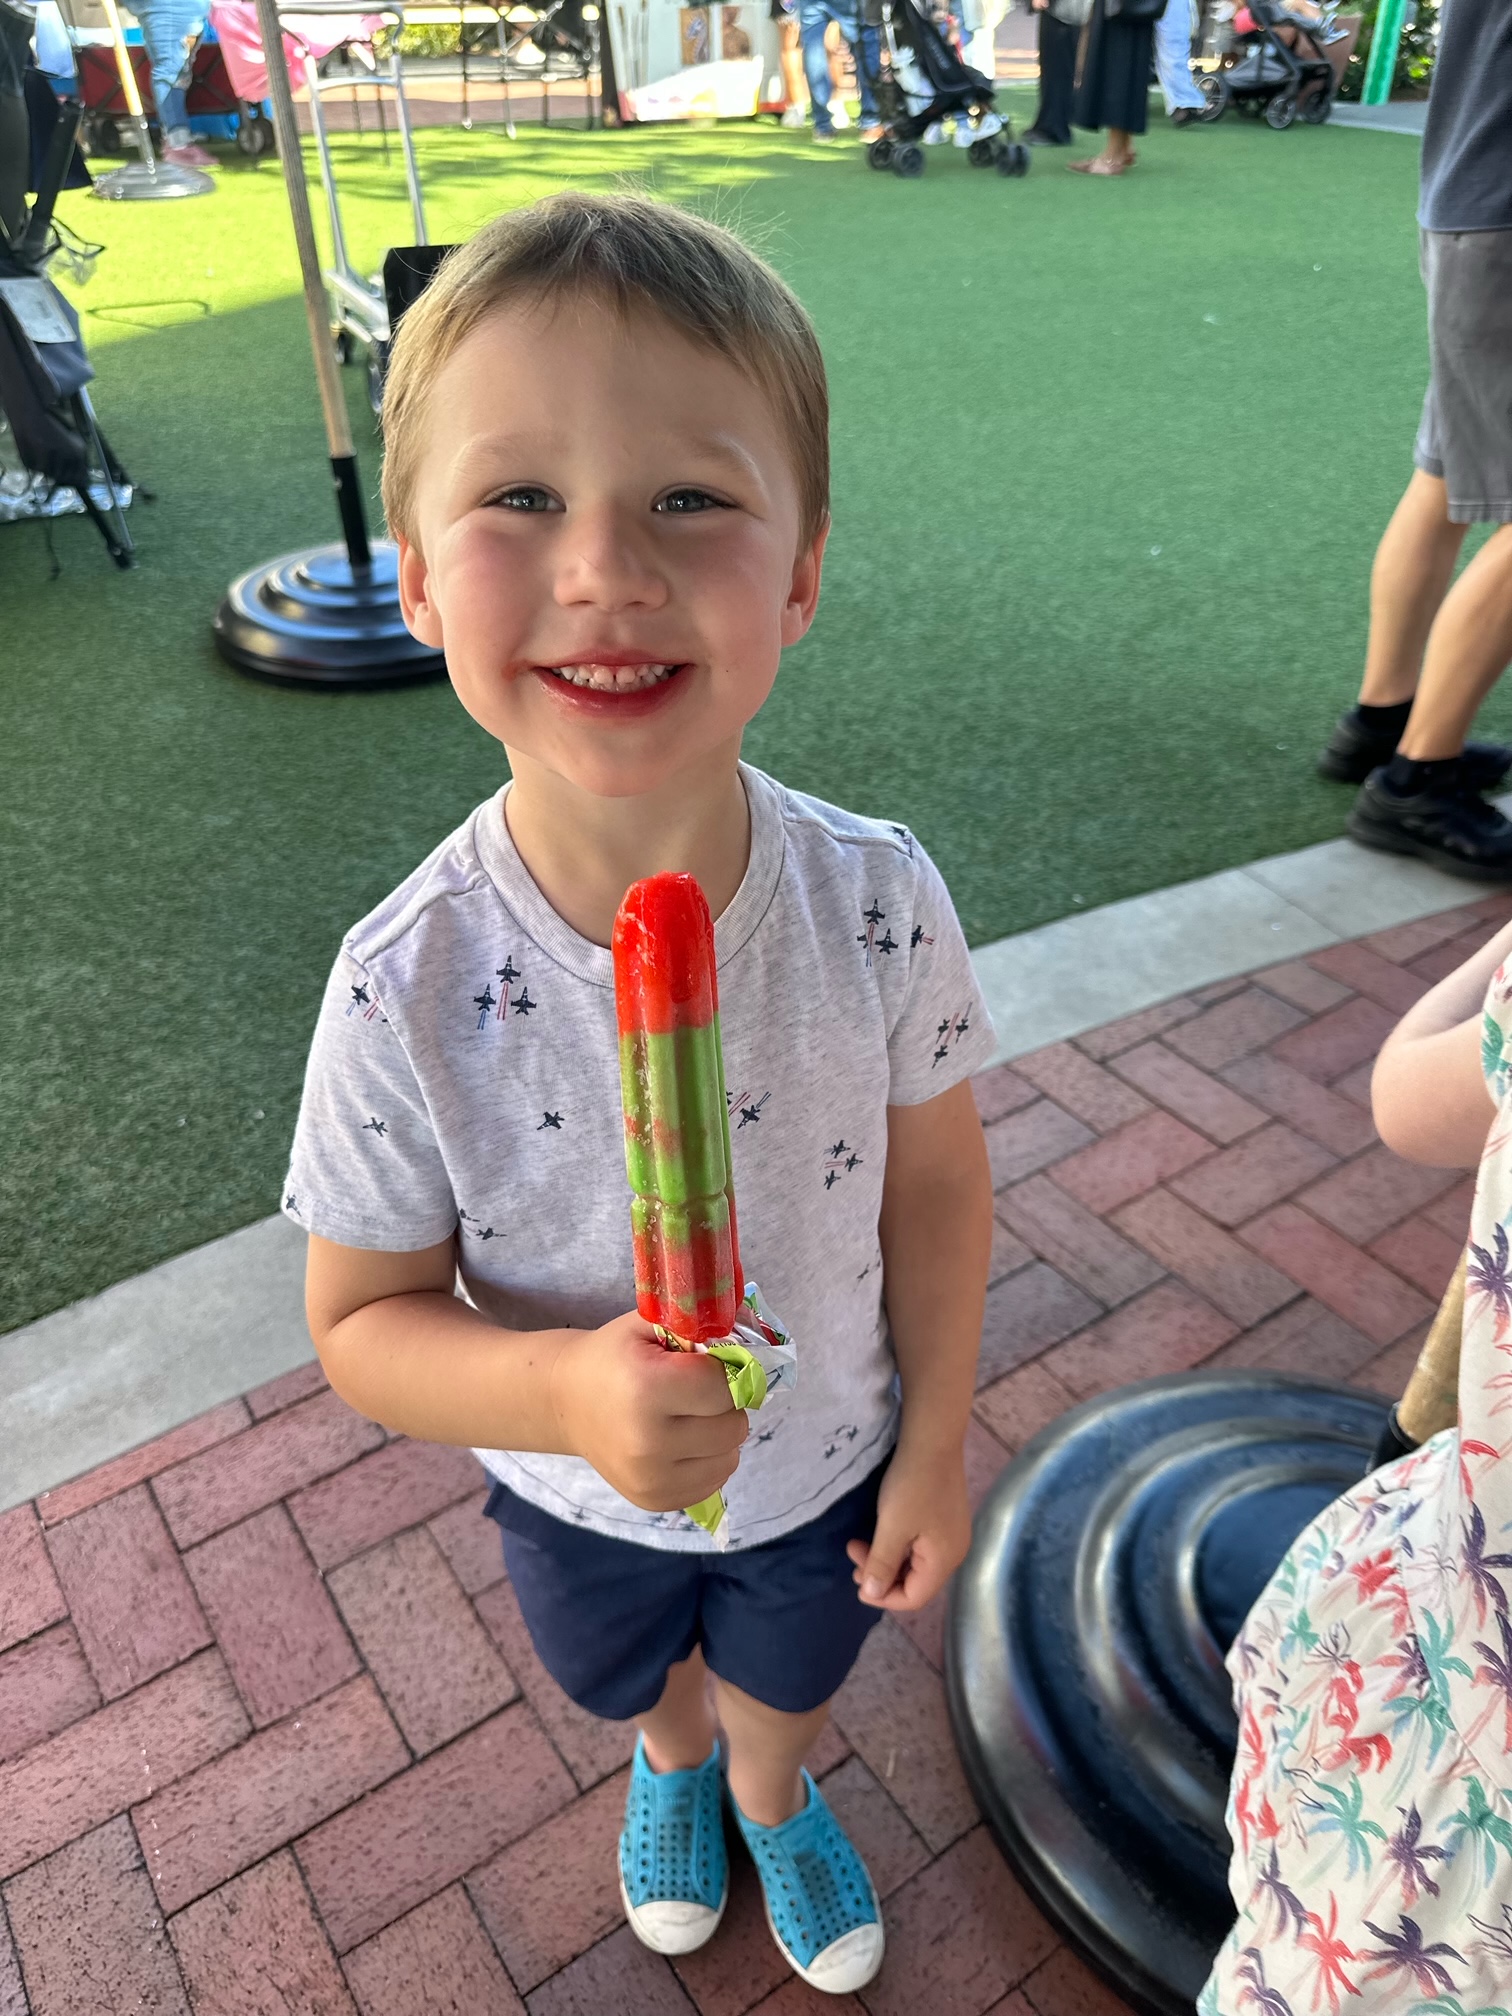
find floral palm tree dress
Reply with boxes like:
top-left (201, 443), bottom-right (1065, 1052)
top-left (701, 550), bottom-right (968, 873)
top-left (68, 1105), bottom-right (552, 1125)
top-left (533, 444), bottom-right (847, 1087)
top-left (1200, 963), bottom-right (1512, 2016)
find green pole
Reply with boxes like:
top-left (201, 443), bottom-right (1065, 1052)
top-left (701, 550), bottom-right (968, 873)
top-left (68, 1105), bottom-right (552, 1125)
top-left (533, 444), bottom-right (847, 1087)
top-left (1362, 0), bottom-right (1408, 104)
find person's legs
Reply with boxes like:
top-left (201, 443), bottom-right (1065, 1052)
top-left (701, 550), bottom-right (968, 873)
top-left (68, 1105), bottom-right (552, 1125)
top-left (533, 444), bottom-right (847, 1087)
top-left (797, 0), bottom-right (836, 130)
top-left (637, 1645), bottom-right (718, 1770)
top-left (1153, 0), bottom-right (1204, 110)
top-left (1356, 471), bottom-right (1468, 709)
top-left (1027, 7), bottom-right (1076, 141)
top-left (714, 1672), bottom-right (832, 1825)
top-left (1398, 524), bottom-right (1512, 760)
top-left (849, 12), bottom-right (881, 127)
top-left (779, 16), bottom-right (808, 120)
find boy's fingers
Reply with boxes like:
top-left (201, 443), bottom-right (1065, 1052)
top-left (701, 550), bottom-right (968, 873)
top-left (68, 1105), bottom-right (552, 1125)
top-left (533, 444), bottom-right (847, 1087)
top-left (654, 1350), bottom-right (742, 1415)
top-left (667, 1408), bottom-right (748, 1458)
top-left (858, 1526), bottom-right (911, 1604)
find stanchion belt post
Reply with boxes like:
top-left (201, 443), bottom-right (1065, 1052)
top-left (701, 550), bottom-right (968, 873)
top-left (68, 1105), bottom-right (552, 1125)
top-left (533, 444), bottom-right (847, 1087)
top-left (252, 0), bottom-right (372, 571)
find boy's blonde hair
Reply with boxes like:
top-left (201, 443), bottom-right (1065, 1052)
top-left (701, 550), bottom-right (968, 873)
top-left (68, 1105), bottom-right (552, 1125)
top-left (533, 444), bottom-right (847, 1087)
top-left (380, 192), bottom-right (830, 548)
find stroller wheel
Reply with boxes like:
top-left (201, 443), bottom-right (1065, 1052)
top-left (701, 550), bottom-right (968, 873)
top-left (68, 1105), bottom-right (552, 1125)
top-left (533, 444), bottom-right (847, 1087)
top-left (1197, 72), bottom-right (1228, 119)
top-left (333, 327), bottom-right (355, 366)
top-left (892, 141), bottom-right (925, 178)
top-left (967, 136), bottom-right (995, 166)
top-left (867, 136), bottom-right (895, 170)
top-left (1265, 89), bottom-right (1298, 129)
top-left (1300, 85), bottom-right (1333, 123)
top-left (995, 140), bottom-right (1030, 177)
top-left (236, 113), bottom-right (274, 157)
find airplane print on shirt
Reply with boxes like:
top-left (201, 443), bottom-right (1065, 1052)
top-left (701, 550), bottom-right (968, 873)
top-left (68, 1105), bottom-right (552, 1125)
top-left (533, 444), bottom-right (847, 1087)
top-left (822, 1138), bottom-right (863, 1191)
top-left (728, 1089), bottom-right (771, 1129)
top-left (856, 901), bottom-right (898, 971)
top-left (932, 1007), bottom-right (973, 1068)
top-left (346, 983), bottom-right (383, 1021)
top-left (472, 956), bottom-right (537, 1032)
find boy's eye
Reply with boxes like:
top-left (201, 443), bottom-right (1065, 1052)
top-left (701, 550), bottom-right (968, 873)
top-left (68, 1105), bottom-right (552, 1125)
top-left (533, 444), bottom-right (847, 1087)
top-left (654, 488), bottom-right (730, 515)
top-left (488, 486), bottom-right (561, 513)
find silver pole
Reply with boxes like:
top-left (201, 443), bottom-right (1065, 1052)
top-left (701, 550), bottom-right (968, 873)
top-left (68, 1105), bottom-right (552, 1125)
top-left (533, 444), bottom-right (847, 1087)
top-left (253, 0), bottom-right (355, 463)
top-left (302, 46), bottom-right (353, 282)
top-left (387, 45), bottom-right (428, 244)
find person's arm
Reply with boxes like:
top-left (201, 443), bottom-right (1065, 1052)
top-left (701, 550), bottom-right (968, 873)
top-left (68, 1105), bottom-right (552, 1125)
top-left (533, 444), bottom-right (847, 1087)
top-left (305, 1235), bottom-right (746, 1512)
top-left (1371, 918), bottom-right (1512, 1168)
top-left (845, 1078), bottom-right (994, 1610)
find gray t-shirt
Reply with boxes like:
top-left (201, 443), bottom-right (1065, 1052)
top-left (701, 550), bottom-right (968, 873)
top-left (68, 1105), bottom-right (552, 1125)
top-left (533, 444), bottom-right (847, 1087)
top-left (283, 765), bottom-right (996, 1551)
top-left (1418, 0), bottom-right (1512, 234)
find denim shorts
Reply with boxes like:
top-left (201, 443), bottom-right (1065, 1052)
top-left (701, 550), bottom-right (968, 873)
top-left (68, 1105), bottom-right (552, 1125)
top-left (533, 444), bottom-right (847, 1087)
top-left (482, 1458), bottom-right (889, 1720)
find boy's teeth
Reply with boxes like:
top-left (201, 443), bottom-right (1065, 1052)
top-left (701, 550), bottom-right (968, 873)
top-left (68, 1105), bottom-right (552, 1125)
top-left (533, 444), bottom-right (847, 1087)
top-left (552, 663), bottom-right (676, 692)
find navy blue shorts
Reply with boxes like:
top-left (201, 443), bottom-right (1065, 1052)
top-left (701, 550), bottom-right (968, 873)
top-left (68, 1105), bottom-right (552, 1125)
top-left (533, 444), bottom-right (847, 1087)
top-left (482, 1460), bottom-right (889, 1720)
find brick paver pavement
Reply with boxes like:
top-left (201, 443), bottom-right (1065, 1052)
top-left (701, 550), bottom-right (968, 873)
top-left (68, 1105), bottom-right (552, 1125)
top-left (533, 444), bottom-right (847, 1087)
top-left (5, 893), bottom-right (1508, 2015)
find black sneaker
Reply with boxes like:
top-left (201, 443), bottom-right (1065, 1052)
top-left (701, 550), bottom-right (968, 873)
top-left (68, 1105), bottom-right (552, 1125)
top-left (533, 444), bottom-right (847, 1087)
top-left (1318, 709), bottom-right (1512, 789)
top-left (1347, 771), bottom-right (1512, 880)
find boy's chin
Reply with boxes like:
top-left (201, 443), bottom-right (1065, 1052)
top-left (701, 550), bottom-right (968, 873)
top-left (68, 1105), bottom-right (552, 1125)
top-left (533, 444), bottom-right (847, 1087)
top-left (499, 723), bottom-right (749, 804)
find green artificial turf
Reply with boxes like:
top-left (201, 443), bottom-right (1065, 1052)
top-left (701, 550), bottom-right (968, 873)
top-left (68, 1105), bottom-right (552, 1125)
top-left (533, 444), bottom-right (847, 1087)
top-left (1, 107), bottom-right (1485, 1330)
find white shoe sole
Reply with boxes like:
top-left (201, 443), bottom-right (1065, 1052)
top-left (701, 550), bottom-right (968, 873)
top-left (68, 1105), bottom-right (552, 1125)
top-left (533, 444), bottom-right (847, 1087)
top-left (619, 1869), bottom-right (728, 1955)
top-left (760, 1881), bottom-right (885, 1993)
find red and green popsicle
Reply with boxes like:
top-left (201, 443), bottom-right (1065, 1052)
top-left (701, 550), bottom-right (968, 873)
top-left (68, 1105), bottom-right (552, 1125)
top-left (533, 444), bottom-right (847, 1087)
top-left (612, 872), bottom-right (742, 1345)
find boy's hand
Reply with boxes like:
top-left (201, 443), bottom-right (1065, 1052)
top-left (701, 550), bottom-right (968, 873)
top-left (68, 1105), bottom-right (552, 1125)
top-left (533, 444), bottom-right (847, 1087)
top-left (551, 1312), bottom-right (748, 1512)
top-left (845, 1450), bottom-right (971, 1612)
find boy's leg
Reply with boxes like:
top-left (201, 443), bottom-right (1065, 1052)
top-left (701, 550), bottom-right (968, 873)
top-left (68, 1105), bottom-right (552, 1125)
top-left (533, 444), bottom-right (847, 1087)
top-left (713, 1673), bottom-right (832, 1825)
top-left (638, 1645), bottom-right (718, 1770)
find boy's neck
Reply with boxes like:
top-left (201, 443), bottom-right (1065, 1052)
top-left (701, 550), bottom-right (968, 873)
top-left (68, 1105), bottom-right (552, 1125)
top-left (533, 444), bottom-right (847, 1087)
top-left (502, 745), bottom-right (753, 948)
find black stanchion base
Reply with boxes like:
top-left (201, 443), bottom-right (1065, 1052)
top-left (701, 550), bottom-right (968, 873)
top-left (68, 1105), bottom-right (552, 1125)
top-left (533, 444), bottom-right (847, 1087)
top-left (946, 1369), bottom-right (1392, 2016)
top-left (214, 540), bottom-right (445, 690)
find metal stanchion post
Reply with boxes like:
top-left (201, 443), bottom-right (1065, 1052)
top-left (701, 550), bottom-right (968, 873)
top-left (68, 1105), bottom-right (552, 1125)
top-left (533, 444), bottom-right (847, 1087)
top-left (211, 0), bottom-right (444, 686)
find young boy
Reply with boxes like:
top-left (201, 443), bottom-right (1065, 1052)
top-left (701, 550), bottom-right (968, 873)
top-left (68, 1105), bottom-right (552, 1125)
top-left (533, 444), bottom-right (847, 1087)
top-left (286, 192), bottom-right (996, 1997)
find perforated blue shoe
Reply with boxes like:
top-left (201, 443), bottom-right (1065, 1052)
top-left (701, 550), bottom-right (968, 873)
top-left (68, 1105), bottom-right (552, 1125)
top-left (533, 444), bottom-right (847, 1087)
top-left (730, 1770), bottom-right (884, 1993)
top-left (618, 1736), bottom-right (728, 1955)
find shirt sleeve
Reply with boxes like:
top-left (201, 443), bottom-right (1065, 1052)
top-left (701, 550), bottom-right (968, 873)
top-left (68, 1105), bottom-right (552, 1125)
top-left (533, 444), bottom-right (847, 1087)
top-left (1482, 960), bottom-right (1512, 1109)
top-left (281, 947), bottom-right (458, 1250)
top-left (885, 842), bottom-right (998, 1106)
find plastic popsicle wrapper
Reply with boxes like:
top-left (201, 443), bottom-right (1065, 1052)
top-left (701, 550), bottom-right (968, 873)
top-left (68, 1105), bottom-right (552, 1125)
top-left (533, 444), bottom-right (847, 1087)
top-left (612, 873), bottom-right (794, 1545)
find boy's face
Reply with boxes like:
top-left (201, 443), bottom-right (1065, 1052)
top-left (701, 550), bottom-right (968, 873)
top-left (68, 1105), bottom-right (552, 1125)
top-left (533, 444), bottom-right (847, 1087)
top-left (397, 296), bottom-right (827, 801)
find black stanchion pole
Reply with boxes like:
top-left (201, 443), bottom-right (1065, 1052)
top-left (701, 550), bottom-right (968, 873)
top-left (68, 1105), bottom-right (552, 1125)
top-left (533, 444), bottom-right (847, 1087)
top-left (212, 0), bottom-right (442, 687)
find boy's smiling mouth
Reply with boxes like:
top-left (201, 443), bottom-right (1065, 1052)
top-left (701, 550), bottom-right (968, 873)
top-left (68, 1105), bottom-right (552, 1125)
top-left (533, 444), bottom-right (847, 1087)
top-left (545, 662), bottom-right (683, 693)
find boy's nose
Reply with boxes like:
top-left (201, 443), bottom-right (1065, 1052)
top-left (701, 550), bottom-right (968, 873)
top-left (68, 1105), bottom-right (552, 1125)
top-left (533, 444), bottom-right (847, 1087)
top-left (553, 513), bottom-right (668, 612)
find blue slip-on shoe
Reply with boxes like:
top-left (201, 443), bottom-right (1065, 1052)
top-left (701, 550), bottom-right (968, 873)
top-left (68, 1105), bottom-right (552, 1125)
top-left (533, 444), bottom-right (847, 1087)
top-left (730, 1769), bottom-right (884, 1993)
top-left (618, 1735), bottom-right (729, 1955)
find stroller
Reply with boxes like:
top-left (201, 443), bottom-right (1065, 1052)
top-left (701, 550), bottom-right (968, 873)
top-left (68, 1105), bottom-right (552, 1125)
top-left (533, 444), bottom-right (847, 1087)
top-left (1202, 0), bottom-right (1343, 127)
top-left (860, 0), bottom-right (1027, 180)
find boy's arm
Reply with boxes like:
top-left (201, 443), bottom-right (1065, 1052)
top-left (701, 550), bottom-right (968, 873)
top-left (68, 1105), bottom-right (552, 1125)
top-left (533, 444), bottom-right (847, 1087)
top-left (305, 1235), bottom-right (745, 1511)
top-left (846, 1078), bottom-right (994, 1610)
top-left (1371, 918), bottom-right (1512, 1168)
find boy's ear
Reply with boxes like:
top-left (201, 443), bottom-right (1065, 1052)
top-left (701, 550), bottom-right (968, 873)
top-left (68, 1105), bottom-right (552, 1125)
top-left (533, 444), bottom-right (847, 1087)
top-left (397, 535), bottom-right (443, 647)
top-left (781, 516), bottom-right (830, 649)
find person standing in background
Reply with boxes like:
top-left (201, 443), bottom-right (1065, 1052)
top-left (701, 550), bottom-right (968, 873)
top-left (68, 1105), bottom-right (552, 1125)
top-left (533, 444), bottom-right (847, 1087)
top-left (1152, 0), bottom-right (1205, 123)
top-left (797, 0), bottom-right (882, 138)
top-left (1068, 0), bottom-right (1163, 176)
top-left (134, 0), bottom-right (214, 166)
top-left (1317, 0), bottom-right (1512, 879)
top-left (1022, 0), bottom-right (1082, 146)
